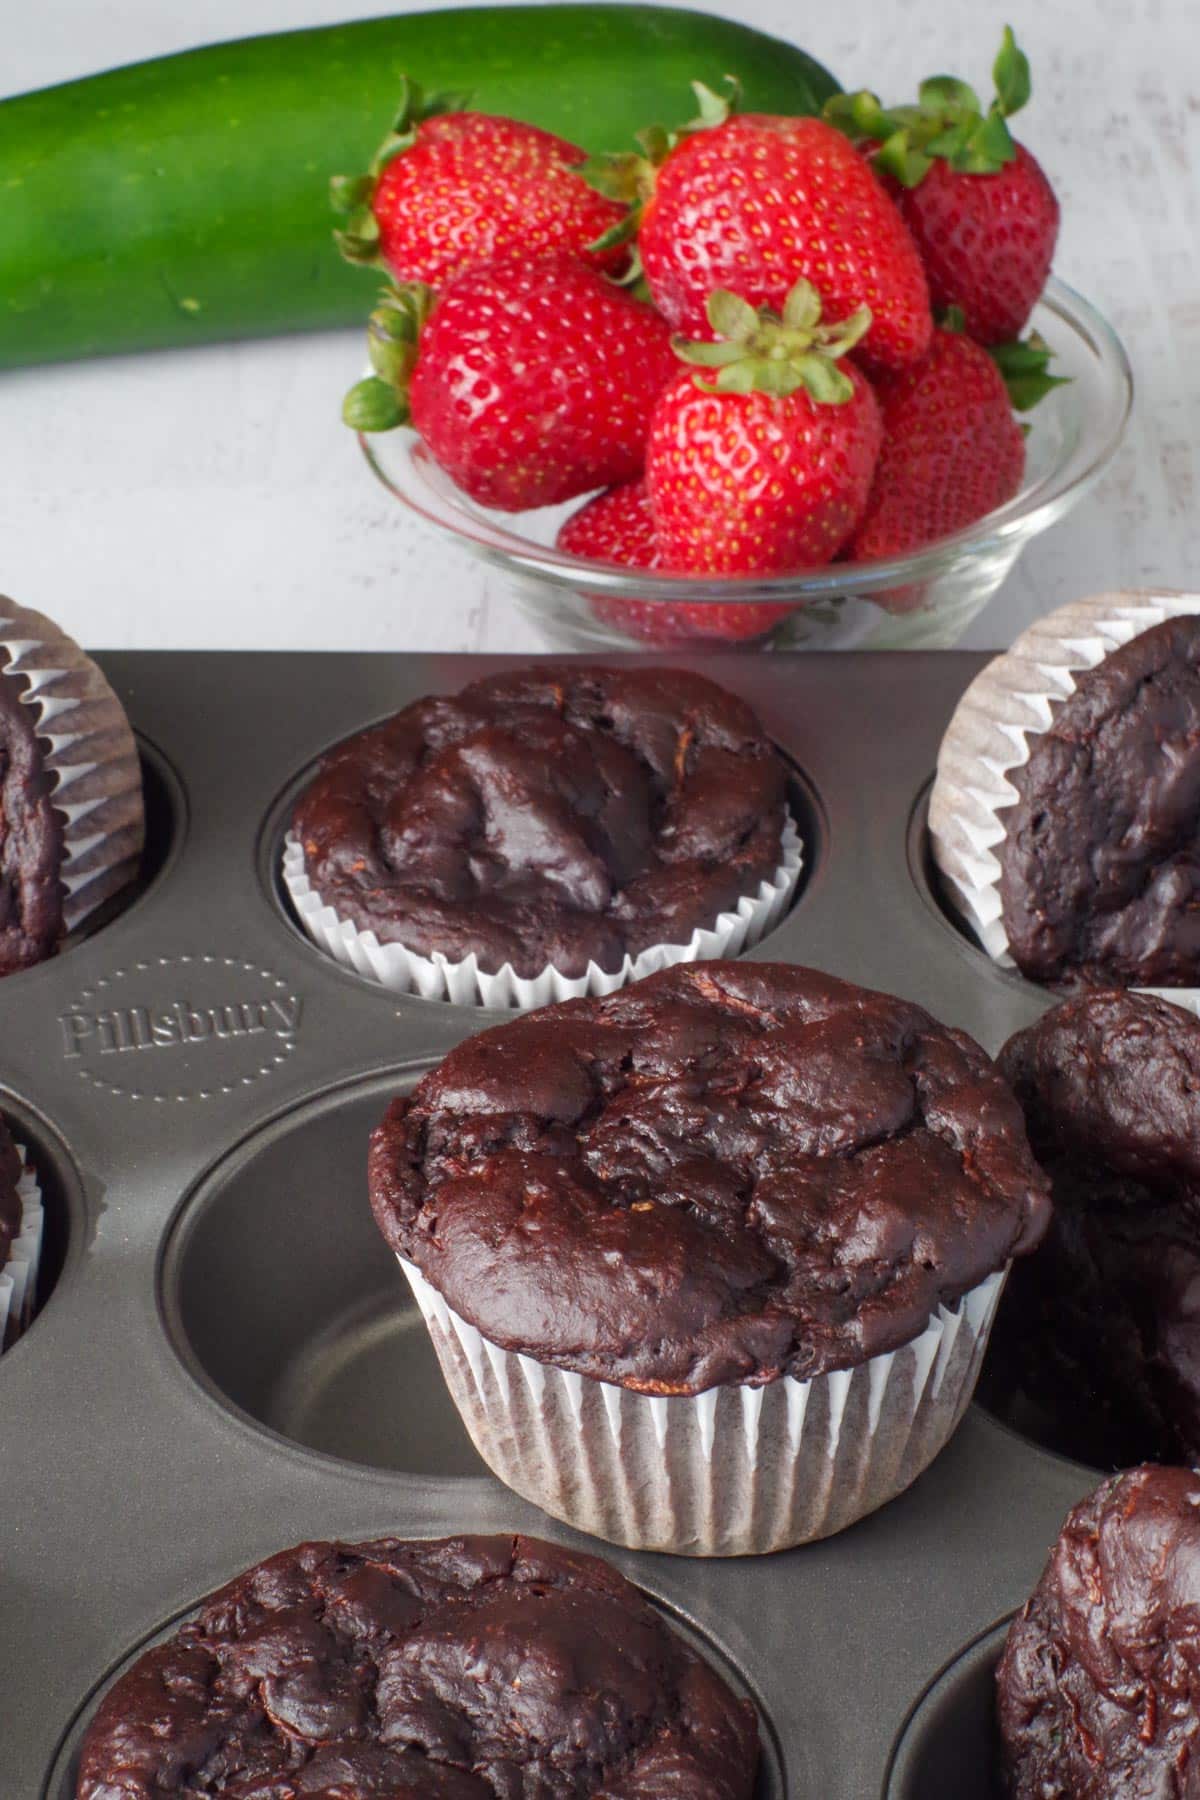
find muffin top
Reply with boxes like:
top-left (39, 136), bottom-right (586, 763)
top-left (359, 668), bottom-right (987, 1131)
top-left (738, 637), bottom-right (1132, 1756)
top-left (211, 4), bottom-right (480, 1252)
top-left (291, 665), bottom-right (788, 980)
top-left (999, 614), bottom-right (1200, 986)
top-left (0, 1115), bottom-right (23, 1270)
top-left (997, 1464), bottom-right (1200, 1799)
top-left (0, 663), bottom-right (63, 974)
top-left (369, 961), bottom-right (1050, 1393)
top-left (76, 1532), bottom-right (759, 1800)
top-left (991, 989), bottom-right (1200, 1466)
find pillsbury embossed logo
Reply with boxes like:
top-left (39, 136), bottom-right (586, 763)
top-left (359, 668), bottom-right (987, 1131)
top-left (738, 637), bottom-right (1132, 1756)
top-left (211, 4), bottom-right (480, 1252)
top-left (59, 955), bottom-right (304, 1101)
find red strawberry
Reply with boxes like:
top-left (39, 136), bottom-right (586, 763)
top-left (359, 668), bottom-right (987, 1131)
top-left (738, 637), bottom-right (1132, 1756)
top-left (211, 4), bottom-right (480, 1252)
top-left (850, 328), bottom-right (1025, 561)
top-left (825, 30), bottom-right (1059, 344)
top-left (624, 104), bottom-right (931, 369)
top-left (558, 483), bottom-right (791, 645)
top-left (646, 281), bottom-right (882, 575)
top-left (890, 146), bottom-right (1059, 346)
top-left (558, 480), bottom-right (661, 567)
top-left (343, 254), bottom-right (678, 511)
top-left (332, 84), bottom-right (624, 287)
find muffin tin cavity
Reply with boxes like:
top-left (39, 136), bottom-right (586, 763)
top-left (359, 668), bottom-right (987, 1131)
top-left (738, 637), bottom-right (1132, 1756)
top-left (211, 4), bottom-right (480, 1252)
top-left (0, 1090), bottom-right (85, 1354)
top-left (160, 1071), bottom-right (487, 1475)
top-left (45, 1581), bottom-right (786, 1800)
top-left (259, 728), bottom-right (823, 1002)
top-left (885, 1621), bottom-right (1009, 1799)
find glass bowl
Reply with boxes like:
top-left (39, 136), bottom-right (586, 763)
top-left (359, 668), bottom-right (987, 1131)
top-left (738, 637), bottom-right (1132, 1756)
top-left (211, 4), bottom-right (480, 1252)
top-left (360, 275), bottom-right (1132, 652)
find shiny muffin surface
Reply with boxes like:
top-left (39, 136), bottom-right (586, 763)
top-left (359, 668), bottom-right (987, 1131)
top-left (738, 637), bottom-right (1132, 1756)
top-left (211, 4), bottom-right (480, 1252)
top-left (998, 1464), bottom-right (1200, 1797)
top-left (370, 960), bottom-right (1050, 1392)
top-left (292, 665), bottom-right (788, 979)
top-left (77, 1532), bottom-right (759, 1799)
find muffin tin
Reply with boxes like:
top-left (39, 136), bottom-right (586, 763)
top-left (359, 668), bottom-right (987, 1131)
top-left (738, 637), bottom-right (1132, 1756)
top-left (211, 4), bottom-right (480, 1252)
top-left (2, 648), bottom-right (1104, 1798)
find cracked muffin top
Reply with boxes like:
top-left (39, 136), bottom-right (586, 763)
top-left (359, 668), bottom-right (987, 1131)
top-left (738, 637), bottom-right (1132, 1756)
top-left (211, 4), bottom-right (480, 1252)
top-left (999, 614), bottom-right (1200, 988)
top-left (369, 961), bottom-right (1050, 1393)
top-left (75, 1532), bottom-right (759, 1800)
top-left (990, 988), bottom-right (1200, 1467)
top-left (998, 1465), bottom-right (1200, 1799)
top-left (290, 665), bottom-right (789, 980)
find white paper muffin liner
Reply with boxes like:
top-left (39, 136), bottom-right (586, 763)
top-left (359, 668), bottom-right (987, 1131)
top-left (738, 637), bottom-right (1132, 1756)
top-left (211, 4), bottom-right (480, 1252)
top-left (399, 1256), bottom-right (1007, 1556)
top-left (281, 814), bottom-right (803, 1008)
top-left (0, 598), bottom-right (144, 939)
top-left (929, 589), bottom-right (1200, 1013)
top-left (0, 1145), bottom-right (44, 1352)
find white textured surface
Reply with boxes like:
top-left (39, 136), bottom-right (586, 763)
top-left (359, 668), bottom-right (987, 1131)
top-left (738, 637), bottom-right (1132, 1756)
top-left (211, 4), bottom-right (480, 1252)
top-left (3, 0), bottom-right (1198, 653)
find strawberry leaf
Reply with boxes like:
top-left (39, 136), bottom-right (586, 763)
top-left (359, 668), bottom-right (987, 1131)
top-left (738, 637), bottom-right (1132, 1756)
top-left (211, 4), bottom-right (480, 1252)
top-left (703, 362), bottom-right (758, 395)
top-left (956, 107), bottom-right (1017, 172)
top-left (674, 338), bottom-right (751, 367)
top-left (872, 128), bottom-right (934, 189)
top-left (792, 355), bottom-right (854, 403)
top-left (686, 77), bottom-right (741, 130)
top-left (993, 25), bottom-right (1032, 118)
top-left (680, 281), bottom-right (865, 405)
top-left (343, 376), bottom-right (407, 432)
top-left (918, 75), bottom-right (981, 113)
top-left (707, 289), bottom-right (759, 340)
top-left (782, 280), bottom-right (823, 333)
top-left (333, 205), bottom-right (382, 267)
top-left (635, 123), bottom-right (672, 164)
top-left (988, 331), bottom-right (1070, 410)
top-left (824, 89), bottom-right (902, 143)
top-left (586, 207), bottom-right (644, 254)
top-left (825, 28), bottom-right (1031, 181)
top-left (330, 174), bottom-right (375, 216)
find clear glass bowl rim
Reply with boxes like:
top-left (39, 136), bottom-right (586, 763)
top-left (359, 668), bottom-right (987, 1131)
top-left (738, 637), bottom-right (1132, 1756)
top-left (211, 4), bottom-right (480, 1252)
top-left (359, 273), bottom-right (1133, 606)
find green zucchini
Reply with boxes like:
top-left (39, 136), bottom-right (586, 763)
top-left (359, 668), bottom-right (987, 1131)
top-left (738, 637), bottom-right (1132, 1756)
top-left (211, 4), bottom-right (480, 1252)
top-left (0, 7), bottom-right (839, 368)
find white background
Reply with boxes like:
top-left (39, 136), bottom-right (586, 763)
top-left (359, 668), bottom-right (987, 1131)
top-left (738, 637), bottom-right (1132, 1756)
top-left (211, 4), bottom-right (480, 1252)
top-left (3, 0), bottom-right (1198, 653)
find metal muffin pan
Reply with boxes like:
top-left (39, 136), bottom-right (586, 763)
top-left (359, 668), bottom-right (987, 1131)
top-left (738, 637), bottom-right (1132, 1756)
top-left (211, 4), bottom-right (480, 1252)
top-left (1, 648), bottom-right (1107, 1798)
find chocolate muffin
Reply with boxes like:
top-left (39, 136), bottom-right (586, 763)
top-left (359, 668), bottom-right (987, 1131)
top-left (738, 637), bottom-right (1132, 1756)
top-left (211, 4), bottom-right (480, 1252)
top-left (0, 657), bottom-right (64, 972)
top-left (371, 960), bottom-right (1051, 1394)
top-left (0, 598), bottom-right (145, 976)
top-left (999, 614), bottom-right (1200, 986)
top-left (290, 665), bottom-right (790, 982)
top-left (371, 963), bottom-right (1049, 1552)
top-left (75, 1532), bottom-right (760, 1799)
top-left (988, 989), bottom-right (1200, 1468)
top-left (997, 1464), bottom-right (1200, 1797)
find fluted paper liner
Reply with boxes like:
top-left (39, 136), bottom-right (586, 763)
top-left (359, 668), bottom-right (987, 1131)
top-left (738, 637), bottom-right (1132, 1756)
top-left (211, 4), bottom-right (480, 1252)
top-left (282, 815), bottom-right (803, 1009)
top-left (399, 1257), bottom-right (1007, 1556)
top-left (929, 589), bottom-right (1200, 1012)
top-left (0, 1146), bottom-right (44, 1351)
top-left (0, 599), bottom-right (144, 938)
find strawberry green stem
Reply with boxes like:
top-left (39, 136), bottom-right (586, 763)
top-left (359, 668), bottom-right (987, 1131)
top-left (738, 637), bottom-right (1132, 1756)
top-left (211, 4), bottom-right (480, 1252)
top-left (580, 77), bottom-right (740, 254)
top-left (823, 26), bottom-right (1032, 187)
top-left (674, 279), bottom-right (870, 402)
top-left (342, 280), bottom-right (434, 431)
